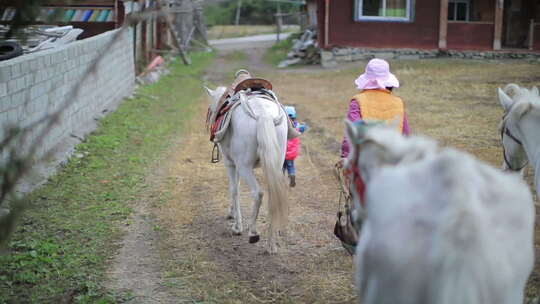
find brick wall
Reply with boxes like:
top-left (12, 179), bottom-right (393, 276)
top-left (0, 29), bottom-right (135, 168)
top-left (318, 0), bottom-right (440, 50)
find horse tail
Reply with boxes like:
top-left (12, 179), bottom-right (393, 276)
top-left (256, 112), bottom-right (288, 239)
top-left (429, 153), bottom-right (493, 304)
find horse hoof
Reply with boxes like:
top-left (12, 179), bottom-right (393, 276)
top-left (249, 235), bottom-right (260, 243)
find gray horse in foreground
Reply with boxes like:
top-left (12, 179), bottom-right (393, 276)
top-left (344, 122), bottom-right (535, 304)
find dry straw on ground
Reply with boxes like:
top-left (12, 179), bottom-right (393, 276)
top-left (153, 54), bottom-right (540, 303)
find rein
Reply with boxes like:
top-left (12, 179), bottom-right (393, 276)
top-left (351, 166), bottom-right (366, 207)
top-left (500, 112), bottom-right (528, 171)
top-left (347, 143), bottom-right (367, 207)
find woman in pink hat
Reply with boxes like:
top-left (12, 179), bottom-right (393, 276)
top-left (334, 58), bottom-right (410, 253)
top-left (340, 58), bottom-right (411, 160)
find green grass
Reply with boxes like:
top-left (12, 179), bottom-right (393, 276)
top-left (207, 25), bottom-right (300, 40)
top-left (263, 33), bottom-right (299, 66)
top-left (223, 50), bottom-right (248, 62)
top-left (0, 52), bottom-right (214, 303)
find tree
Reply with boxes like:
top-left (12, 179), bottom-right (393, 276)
top-left (204, 0), bottom-right (298, 25)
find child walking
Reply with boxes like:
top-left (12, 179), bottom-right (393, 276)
top-left (284, 106), bottom-right (307, 187)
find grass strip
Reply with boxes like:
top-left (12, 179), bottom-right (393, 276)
top-left (207, 25), bottom-right (300, 40)
top-left (0, 52), bottom-right (214, 303)
top-left (263, 33), bottom-right (299, 67)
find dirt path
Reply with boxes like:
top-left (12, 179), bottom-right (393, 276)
top-left (107, 43), bottom-right (355, 303)
top-left (108, 145), bottom-right (188, 303)
top-left (150, 46), bottom-right (357, 303)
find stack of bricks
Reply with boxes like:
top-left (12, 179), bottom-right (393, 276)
top-left (0, 29), bottom-right (135, 165)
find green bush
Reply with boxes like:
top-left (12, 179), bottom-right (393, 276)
top-left (204, 0), bottom-right (300, 26)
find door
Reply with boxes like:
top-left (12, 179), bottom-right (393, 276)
top-left (502, 0), bottom-right (536, 48)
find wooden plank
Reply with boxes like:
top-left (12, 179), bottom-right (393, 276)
top-left (493, 0), bottom-right (504, 50)
top-left (438, 0), bottom-right (448, 50)
top-left (114, 0), bottom-right (118, 27)
top-left (2, 0), bottom-right (114, 5)
top-left (528, 19), bottom-right (534, 50)
top-left (162, 8), bottom-right (191, 64)
top-left (324, 0), bottom-right (329, 47)
top-left (142, 19), bottom-right (148, 63)
top-left (155, 0), bottom-right (164, 50)
top-left (43, 0), bottom-right (115, 6)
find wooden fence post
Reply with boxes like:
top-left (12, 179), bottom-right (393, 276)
top-left (493, 0), bottom-right (504, 50)
top-left (438, 0), bottom-right (448, 50)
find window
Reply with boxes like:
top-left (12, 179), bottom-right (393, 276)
top-left (355, 0), bottom-right (413, 22)
top-left (448, 0), bottom-right (470, 21)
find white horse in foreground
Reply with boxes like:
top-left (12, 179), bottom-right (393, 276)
top-left (205, 86), bottom-right (288, 253)
top-left (344, 122), bottom-right (535, 304)
top-left (498, 83), bottom-right (540, 195)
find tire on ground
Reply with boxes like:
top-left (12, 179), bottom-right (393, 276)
top-left (0, 41), bottom-right (23, 61)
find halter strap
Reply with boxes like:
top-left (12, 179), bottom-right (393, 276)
top-left (348, 144), bottom-right (367, 207)
top-left (500, 113), bottom-right (528, 171)
top-left (351, 164), bottom-right (366, 206)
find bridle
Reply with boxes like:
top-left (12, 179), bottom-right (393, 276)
top-left (345, 140), bottom-right (372, 208)
top-left (349, 158), bottom-right (366, 208)
top-left (500, 112), bottom-right (528, 171)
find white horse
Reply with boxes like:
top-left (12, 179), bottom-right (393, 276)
top-left (344, 122), bottom-right (535, 304)
top-left (498, 83), bottom-right (540, 195)
top-left (205, 86), bottom-right (288, 253)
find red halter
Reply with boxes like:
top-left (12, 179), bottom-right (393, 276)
top-left (346, 146), bottom-right (367, 207)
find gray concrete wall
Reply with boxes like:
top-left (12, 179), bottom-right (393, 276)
top-left (0, 29), bottom-right (135, 181)
top-left (320, 47), bottom-right (540, 68)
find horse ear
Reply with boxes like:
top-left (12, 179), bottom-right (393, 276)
top-left (203, 86), bottom-right (214, 97)
top-left (345, 119), bottom-right (358, 144)
top-left (498, 87), bottom-right (514, 111)
top-left (531, 86), bottom-right (539, 97)
top-left (387, 115), bottom-right (402, 130)
top-left (513, 102), bottom-right (532, 119)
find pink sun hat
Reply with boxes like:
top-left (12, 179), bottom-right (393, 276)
top-left (354, 58), bottom-right (400, 90)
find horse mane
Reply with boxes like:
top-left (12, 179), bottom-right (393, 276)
top-left (425, 147), bottom-right (533, 304)
top-left (357, 128), bottom-right (535, 303)
top-left (364, 126), bottom-right (439, 164)
top-left (499, 84), bottom-right (540, 126)
top-left (503, 83), bottom-right (540, 109)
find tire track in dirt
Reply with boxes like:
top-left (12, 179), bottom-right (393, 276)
top-left (108, 154), bottom-right (184, 303)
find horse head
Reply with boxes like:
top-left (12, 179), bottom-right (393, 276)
top-left (204, 85), bottom-right (227, 114)
top-left (497, 84), bottom-right (540, 171)
top-left (343, 120), bottom-right (437, 225)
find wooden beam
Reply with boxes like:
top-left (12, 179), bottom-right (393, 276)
top-left (141, 11), bottom-right (148, 63)
top-left (528, 19), bottom-right (534, 50)
top-left (324, 0), bottom-right (329, 48)
top-left (438, 0), bottom-right (448, 50)
top-left (493, 0), bottom-right (504, 50)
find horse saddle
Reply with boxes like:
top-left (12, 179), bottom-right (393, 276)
top-left (208, 70), bottom-right (298, 142)
top-left (234, 77), bottom-right (272, 93)
top-left (215, 70), bottom-right (273, 113)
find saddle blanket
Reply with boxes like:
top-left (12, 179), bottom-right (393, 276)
top-left (208, 99), bottom-right (241, 142)
top-left (207, 89), bottom-right (298, 143)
